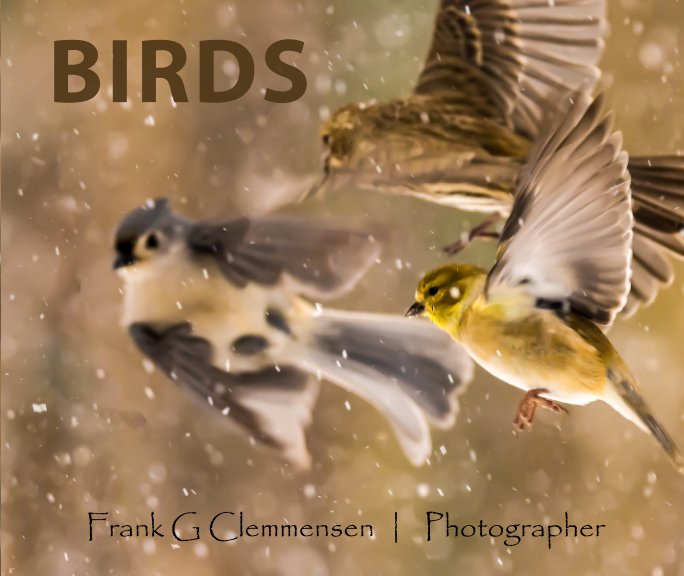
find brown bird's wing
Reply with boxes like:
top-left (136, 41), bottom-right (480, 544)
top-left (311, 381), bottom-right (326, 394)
top-left (630, 156), bottom-right (684, 237)
top-left (486, 91), bottom-right (632, 325)
top-left (415, 0), bottom-right (605, 139)
top-left (620, 155), bottom-right (684, 314)
top-left (129, 322), bottom-right (318, 469)
top-left (187, 217), bottom-right (381, 300)
top-left (620, 234), bottom-right (676, 317)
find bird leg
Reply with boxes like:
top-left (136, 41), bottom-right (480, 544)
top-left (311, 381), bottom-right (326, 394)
top-left (442, 215), bottom-right (502, 256)
top-left (513, 388), bottom-right (568, 431)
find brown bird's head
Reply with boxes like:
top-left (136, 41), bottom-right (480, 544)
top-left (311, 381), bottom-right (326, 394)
top-left (320, 103), bottom-right (366, 176)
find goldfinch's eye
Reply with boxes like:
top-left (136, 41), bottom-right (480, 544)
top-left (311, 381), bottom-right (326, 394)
top-left (427, 286), bottom-right (439, 296)
top-left (145, 233), bottom-right (160, 250)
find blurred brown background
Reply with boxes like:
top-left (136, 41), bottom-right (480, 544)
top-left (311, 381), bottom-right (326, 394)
top-left (2, 1), bottom-right (684, 574)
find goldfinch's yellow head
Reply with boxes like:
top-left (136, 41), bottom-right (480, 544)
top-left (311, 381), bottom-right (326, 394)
top-left (407, 264), bottom-right (486, 330)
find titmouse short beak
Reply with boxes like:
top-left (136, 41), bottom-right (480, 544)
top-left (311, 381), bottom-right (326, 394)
top-left (113, 254), bottom-right (135, 269)
top-left (405, 301), bottom-right (425, 317)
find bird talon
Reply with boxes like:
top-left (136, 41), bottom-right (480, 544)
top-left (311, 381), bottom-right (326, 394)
top-left (442, 216), bottom-right (502, 258)
top-left (442, 239), bottom-right (467, 256)
top-left (513, 388), bottom-right (567, 430)
top-left (550, 403), bottom-right (569, 414)
top-left (513, 417), bottom-right (531, 432)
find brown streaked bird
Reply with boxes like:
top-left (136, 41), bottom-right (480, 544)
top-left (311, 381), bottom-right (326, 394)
top-left (407, 90), bottom-right (684, 473)
top-left (113, 200), bottom-right (473, 469)
top-left (319, 0), bottom-right (684, 317)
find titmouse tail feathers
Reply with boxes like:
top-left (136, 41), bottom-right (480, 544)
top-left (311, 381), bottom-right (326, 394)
top-left (294, 309), bottom-right (473, 465)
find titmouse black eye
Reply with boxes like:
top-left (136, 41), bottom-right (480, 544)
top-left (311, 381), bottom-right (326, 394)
top-left (145, 233), bottom-right (160, 250)
top-left (427, 286), bottom-right (439, 296)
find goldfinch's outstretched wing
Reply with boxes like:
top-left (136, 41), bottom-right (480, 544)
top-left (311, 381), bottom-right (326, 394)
top-left (486, 91), bottom-right (632, 325)
top-left (415, 0), bottom-right (605, 139)
top-left (188, 217), bottom-right (381, 300)
top-left (129, 322), bottom-right (318, 469)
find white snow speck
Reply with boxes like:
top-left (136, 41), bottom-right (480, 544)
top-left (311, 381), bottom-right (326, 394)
top-left (639, 42), bottom-right (664, 70)
top-left (148, 463), bottom-right (167, 484)
top-left (143, 539), bottom-right (156, 555)
top-left (374, 13), bottom-right (411, 49)
top-left (303, 483), bottom-right (316, 499)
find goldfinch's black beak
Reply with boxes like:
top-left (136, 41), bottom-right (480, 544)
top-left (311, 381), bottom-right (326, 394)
top-left (405, 301), bottom-right (425, 317)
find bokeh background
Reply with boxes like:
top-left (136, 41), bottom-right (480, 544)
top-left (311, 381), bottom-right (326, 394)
top-left (2, 1), bottom-right (684, 574)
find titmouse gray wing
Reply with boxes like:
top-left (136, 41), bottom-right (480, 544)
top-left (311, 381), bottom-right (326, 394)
top-left (187, 217), bottom-right (381, 300)
top-left (129, 322), bottom-right (318, 469)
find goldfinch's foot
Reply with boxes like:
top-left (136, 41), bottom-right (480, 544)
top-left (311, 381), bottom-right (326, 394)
top-left (442, 216), bottom-right (501, 256)
top-left (513, 388), bottom-right (568, 431)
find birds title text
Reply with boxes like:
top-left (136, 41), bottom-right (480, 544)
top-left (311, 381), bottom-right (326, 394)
top-left (53, 40), bottom-right (308, 103)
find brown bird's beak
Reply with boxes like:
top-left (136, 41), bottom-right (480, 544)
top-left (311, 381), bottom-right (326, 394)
top-left (301, 170), bottom-right (330, 200)
top-left (405, 301), bottom-right (425, 318)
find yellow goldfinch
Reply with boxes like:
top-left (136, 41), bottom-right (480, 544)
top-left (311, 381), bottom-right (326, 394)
top-left (407, 91), bottom-right (684, 473)
top-left (320, 0), bottom-right (684, 316)
top-left (114, 201), bottom-right (472, 468)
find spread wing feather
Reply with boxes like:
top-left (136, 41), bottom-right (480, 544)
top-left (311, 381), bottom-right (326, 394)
top-left (129, 322), bottom-right (318, 469)
top-left (416, 0), bottom-right (605, 139)
top-left (486, 91), bottom-right (633, 325)
top-left (188, 217), bottom-right (381, 300)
